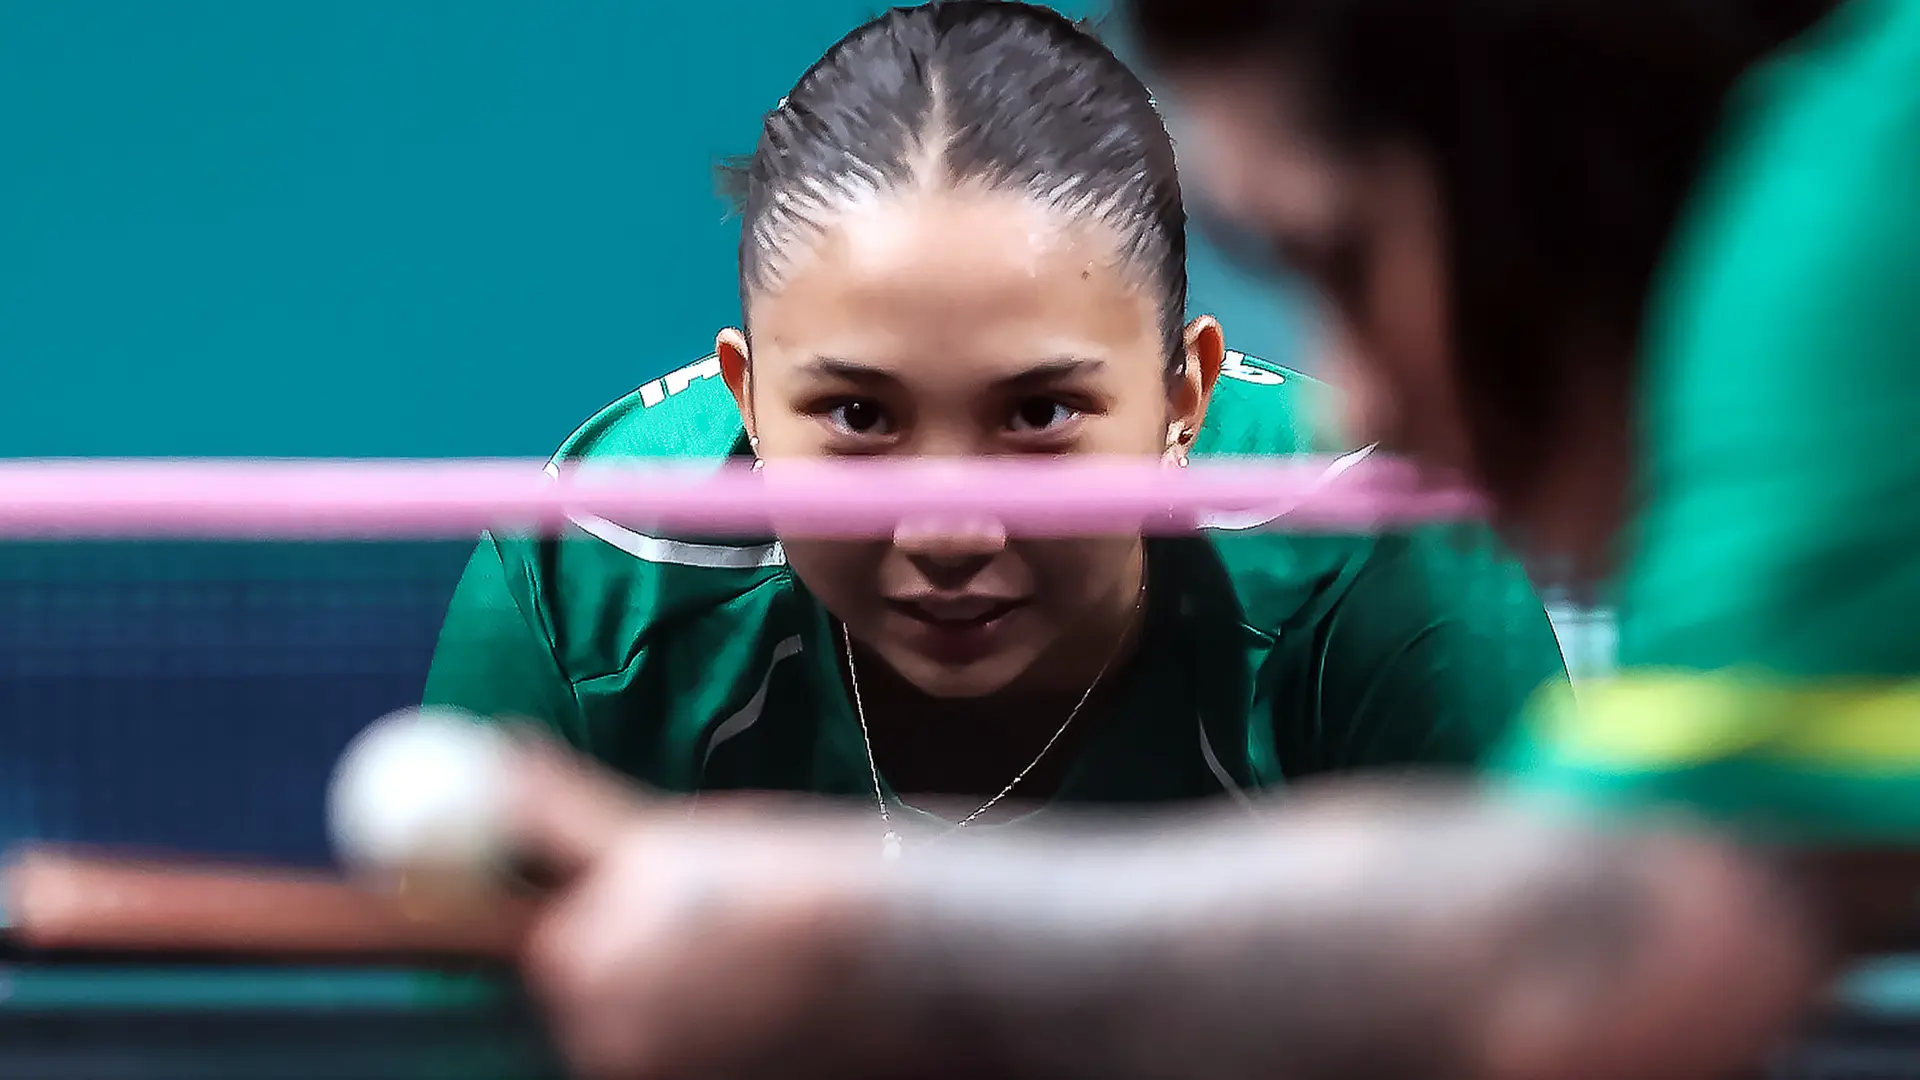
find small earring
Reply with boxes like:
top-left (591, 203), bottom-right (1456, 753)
top-left (751, 458), bottom-right (764, 473)
top-left (1164, 426), bottom-right (1191, 469)
top-left (748, 436), bottom-right (760, 450)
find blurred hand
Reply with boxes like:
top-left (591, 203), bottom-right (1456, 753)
top-left (498, 740), bottom-right (1819, 1080)
top-left (503, 740), bottom-right (900, 1080)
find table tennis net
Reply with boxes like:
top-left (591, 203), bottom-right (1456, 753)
top-left (0, 539), bottom-right (470, 864)
top-left (0, 531), bottom-right (1617, 866)
top-left (0, 456), bottom-right (1619, 871)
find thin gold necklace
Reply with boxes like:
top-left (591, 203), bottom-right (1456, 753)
top-left (844, 571), bottom-right (1146, 860)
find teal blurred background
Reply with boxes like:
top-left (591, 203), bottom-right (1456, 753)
top-left (0, 1), bottom-right (1298, 459)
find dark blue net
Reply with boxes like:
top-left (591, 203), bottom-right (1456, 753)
top-left (0, 541), bottom-right (469, 864)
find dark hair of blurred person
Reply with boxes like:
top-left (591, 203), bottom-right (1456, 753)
top-left (1129, 0), bottom-right (1836, 573)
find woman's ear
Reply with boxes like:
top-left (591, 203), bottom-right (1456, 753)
top-left (715, 327), bottom-right (755, 440)
top-left (1168, 315), bottom-right (1226, 450)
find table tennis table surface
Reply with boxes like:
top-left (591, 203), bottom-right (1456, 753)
top-left (0, 960), bottom-right (565, 1080)
top-left (6, 954), bottom-right (1920, 1080)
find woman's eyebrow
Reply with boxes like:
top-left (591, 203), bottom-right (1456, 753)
top-left (797, 357), bottom-right (900, 384)
top-left (795, 356), bottom-right (1107, 386)
top-left (997, 357), bottom-right (1107, 388)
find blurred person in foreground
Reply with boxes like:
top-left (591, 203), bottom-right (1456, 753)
top-left (483, 1), bottom-right (1917, 1078)
top-left (1131, 0), bottom-right (1915, 1063)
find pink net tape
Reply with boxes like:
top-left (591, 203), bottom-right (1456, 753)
top-left (0, 455), bottom-right (1484, 538)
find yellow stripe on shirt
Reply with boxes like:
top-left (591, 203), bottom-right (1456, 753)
top-left (1530, 674), bottom-right (1920, 772)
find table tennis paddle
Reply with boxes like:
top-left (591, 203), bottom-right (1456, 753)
top-left (0, 845), bottom-right (534, 962)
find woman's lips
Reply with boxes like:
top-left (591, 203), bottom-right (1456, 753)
top-left (884, 597), bottom-right (1029, 664)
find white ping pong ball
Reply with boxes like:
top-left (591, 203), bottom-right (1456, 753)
top-left (327, 707), bottom-right (514, 887)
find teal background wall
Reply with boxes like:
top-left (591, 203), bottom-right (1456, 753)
top-left (0, 1), bottom-right (1299, 458)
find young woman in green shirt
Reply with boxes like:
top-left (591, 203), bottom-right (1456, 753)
top-left (426, 3), bottom-right (1560, 835)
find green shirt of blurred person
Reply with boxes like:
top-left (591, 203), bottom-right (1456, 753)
top-left (1503, 0), bottom-right (1920, 843)
top-left (1147, 0), bottom-right (1920, 843)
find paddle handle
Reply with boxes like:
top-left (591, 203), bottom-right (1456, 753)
top-left (2, 846), bottom-right (531, 960)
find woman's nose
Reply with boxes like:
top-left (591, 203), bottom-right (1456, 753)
top-left (892, 514), bottom-right (1009, 574)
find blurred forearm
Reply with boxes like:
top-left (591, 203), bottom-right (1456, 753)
top-left (855, 786), bottom-right (1823, 1080)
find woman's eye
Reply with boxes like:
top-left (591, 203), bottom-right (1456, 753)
top-left (825, 399), bottom-right (892, 436)
top-left (1008, 398), bottom-right (1078, 433)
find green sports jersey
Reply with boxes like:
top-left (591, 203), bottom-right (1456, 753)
top-left (426, 351), bottom-right (1566, 818)
top-left (1503, 0), bottom-right (1920, 843)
